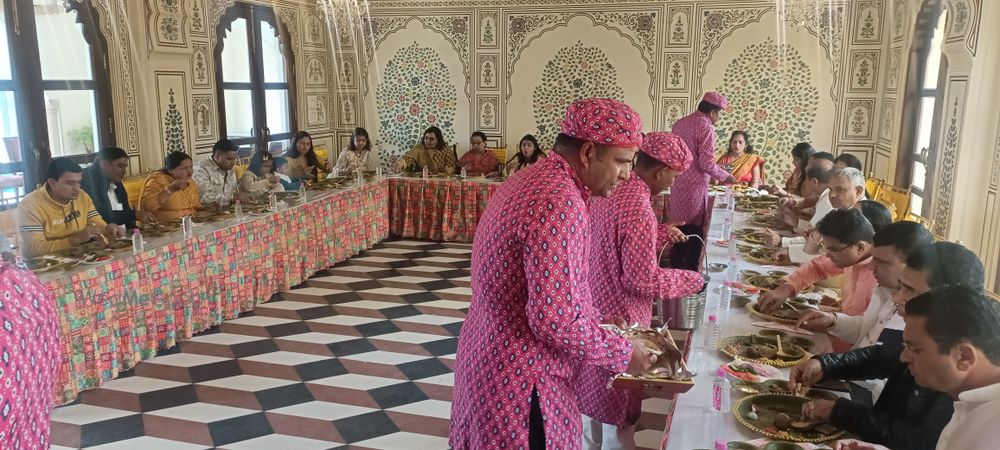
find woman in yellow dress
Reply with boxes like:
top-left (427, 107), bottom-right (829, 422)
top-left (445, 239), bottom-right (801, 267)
top-left (138, 151), bottom-right (201, 223)
top-left (283, 131), bottom-right (330, 181)
top-left (716, 130), bottom-right (765, 189)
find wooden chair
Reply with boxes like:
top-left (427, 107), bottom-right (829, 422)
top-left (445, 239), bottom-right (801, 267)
top-left (865, 173), bottom-right (885, 200)
top-left (875, 184), bottom-right (911, 221)
top-left (903, 212), bottom-right (935, 230)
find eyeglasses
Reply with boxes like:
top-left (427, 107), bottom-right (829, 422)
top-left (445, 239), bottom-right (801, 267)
top-left (820, 242), bottom-right (851, 254)
top-left (902, 342), bottom-right (923, 354)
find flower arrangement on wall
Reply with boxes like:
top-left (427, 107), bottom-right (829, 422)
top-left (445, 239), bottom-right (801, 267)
top-left (375, 42), bottom-right (458, 168)
top-left (532, 42), bottom-right (625, 148)
top-left (712, 38), bottom-right (819, 170)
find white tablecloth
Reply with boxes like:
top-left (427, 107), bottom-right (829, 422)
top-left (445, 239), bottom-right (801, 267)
top-left (664, 200), bottom-right (834, 450)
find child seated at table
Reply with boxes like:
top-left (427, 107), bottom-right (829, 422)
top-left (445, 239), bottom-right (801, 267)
top-left (273, 157), bottom-right (301, 191)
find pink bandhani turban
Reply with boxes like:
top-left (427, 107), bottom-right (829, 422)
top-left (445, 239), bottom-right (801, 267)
top-left (702, 92), bottom-right (729, 110)
top-left (641, 132), bottom-right (692, 172)
top-left (560, 98), bottom-right (643, 148)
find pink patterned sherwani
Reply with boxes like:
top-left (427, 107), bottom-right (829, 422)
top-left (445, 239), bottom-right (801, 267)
top-left (0, 255), bottom-right (61, 449)
top-left (669, 113), bottom-right (730, 226)
top-left (450, 153), bottom-right (634, 450)
top-left (575, 173), bottom-right (705, 427)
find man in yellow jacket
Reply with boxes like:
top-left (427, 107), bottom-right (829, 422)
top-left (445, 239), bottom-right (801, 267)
top-left (17, 157), bottom-right (124, 258)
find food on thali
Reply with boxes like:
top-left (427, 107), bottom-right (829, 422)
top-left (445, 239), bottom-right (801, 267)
top-left (748, 302), bottom-right (803, 324)
top-left (721, 361), bottom-right (782, 382)
top-left (745, 275), bottom-right (783, 290)
top-left (25, 257), bottom-right (67, 273)
top-left (141, 221), bottom-right (181, 237)
top-left (618, 326), bottom-right (689, 380)
top-left (308, 177), bottom-right (349, 189)
top-left (719, 335), bottom-right (809, 367)
top-left (732, 380), bottom-right (837, 402)
top-left (746, 248), bottom-right (794, 266)
top-left (735, 394), bottom-right (844, 442)
top-left (192, 209), bottom-right (234, 223)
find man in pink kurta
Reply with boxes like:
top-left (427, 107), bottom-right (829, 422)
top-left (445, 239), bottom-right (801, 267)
top-left (0, 253), bottom-right (61, 449)
top-left (451, 99), bottom-right (654, 450)
top-left (669, 93), bottom-right (735, 270)
top-left (576, 132), bottom-right (706, 449)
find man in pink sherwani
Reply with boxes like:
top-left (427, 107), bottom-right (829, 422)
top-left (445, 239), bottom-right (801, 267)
top-left (576, 132), bottom-right (707, 450)
top-left (450, 98), bottom-right (655, 450)
top-left (668, 92), bottom-right (735, 270)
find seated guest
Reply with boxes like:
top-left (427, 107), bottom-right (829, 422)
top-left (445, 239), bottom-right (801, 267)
top-left (193, 139), bottom-right (240, 208)
top-left (17, 158), bottom-right (125, 257)
top-left (458, 131), bottom-right (500, 176)
top-left (576, 132), bottom-right (705, 449)
top-left (762, 142), bottom-right (815, 197)
top-left (284, 131), bottom-right (328, 181)
top-left (716, 131), bottom-right (764, 188)
top-left (759, 208), bottom-right (876, 317)
top-left (392, 126), bottom-right (457, 175)
top-left (81, 146), bottom-right (156, 228)
top-left (0, 253), bottom-right (61, 449)
top-left (333, 127), bottom-right (373, 174)
top-left (239, 150), bottom-right (282, 195)
top-left (504, 133), bottom-right (547, 175)
top-left (830, 285), bottom-right (1000, 450)
top-left (778, 167), bottom-right (871, 263)
top-left (139, 151), bottom-right (200, 223)
top-left (796, 221), bottom-right (934, 348)
top-left (787, 242), bottom-right (984, 450)
top-left (779, 151), bottom-right (836, 217)
top-left (761, 162), bottom-right (833, 248)
top-left (835, 153), bottom-right (864, 171)
top-left (272, 156), bottom-right (300, 191)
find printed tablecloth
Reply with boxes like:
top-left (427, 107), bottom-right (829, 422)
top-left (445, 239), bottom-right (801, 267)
top-left (44, 180), bottom-right (389, 404)
top-left (388, 177), bottom-right (500, 242)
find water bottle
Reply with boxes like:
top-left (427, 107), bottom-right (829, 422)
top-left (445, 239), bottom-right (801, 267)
top-left (720, 281), bottom-right (733, 311)
top-left (298, 183), bottom-right (307, 205)
top-left (376, 164), bottom-right (383, 179)
top-left (721, 215), bottom-right (732, 242)
top-left (182, 216), bottom-right (194, 239)
top-left (268, 192), bottom-right (278, 211)
top-left (422, 165), bottom-right (430, 179)
top-left (727, 232), bottom-right (738, 265)
top-left (712, 368), bottom-right (730, 413)
top-left (460, 166), bottom-right (467, 180)
top-left (0, 233), bottom-right (11, 253)
top-left (715, 440), bottom-right (728, 450)
top-left (234, 199), bottom-right (244, 222)
top-left (703, 314), bottom-right (720, 350)
top-left (356, 168), bottom-right (364, 185)
top-left (131, 229), bottom-right (144, 255)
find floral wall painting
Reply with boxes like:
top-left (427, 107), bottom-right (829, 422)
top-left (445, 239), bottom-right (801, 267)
top-left (849, 50), bottom-right (880, 92)
top-left (843, 98), bottom-right (876, 140)
top-left (532, 41), bottom-right (625, 148)
top-left (191, 43), bottom-right (210, 87)
top-left (152, 0), bottom-right (187, 50)
top-left (853, 1), bottom-right (884, 44)
top-left (190, 0), bottom-right (206, 36)
top-left (478, 54), bottom-right (499, 90)
top-left (662, 53), bottom-right (690, 92)
top-left (305, 14), bottom-right (326, 47)
top-left (479, 10), bottom-right (499, 48)
top-left (880, 99), bottom-right (896, 144)
top-left (338, 93), bottom-right (358, 128)
top-left (886, 47), bottom-right (901, 91)
top-left (666, 6), bottom-right (692, 47)
top-left (155, 72), bottom-right (188, 155)
top-left (375, 42), bottom-right (458, 168)
top-left (660, 97), bottom-right (688, 129)
top-left (305, 53), bottom-right (328, 87)
top-left (478, 95), bottom-right (500, 131)
top-left (192, 94), bottom-right (214, 142)
top-left (306, 94), bottom-right (328, 128)
top-left (711, 38), bottom-right (819, 169)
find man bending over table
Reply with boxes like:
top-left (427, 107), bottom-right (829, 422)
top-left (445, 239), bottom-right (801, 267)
top-left (17, 157), bottom-right (124, 258)
top-left (575, 132), bottom-right (705, 450)
top-left (830, 285), bottom-right (1000, 450)
top-left (450, 98), bottom-right (655, 450)
top-left (787, 242), bottom-right (985, 450)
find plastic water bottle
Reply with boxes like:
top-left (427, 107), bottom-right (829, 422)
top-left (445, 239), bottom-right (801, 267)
top-left (460, 166), bottom-right (468, 180)
top-left (703, 314), bottom-right (720, 350)
top-left (0, 233), bottom-right (12, 252)
top-left (422, 165), bottom-right (430, 179)
top-left (131, 229), bottom-right (144, 255)
top-left (715, 440), bottom-right (728, 450)
top-left (234, 199), bottom-right (244, 222)
top-left (298, 183), bottom-right (307, 205)
top-left (712, 368), bottom-right (731, 413)
top-left (721, 215), bottom-right (731, 241)
top-left (375, 164), bottom-right (383, 179)
top-left (727, 231), bottom-right (737, 261)
top-left (268, 192), bottom-right (278, 211)
top-left (356, 168), bottom-right (364, 185)
top-left (181, 216), bottom-right (193, 239)
top-left (720, 281), bottom-right (733, 311)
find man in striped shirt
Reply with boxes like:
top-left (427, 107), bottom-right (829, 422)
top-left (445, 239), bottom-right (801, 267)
top-left (16, 157), bottom-right (124, 258)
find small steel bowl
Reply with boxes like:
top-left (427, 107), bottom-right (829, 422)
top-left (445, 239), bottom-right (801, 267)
top-left (707, 262), bottom-right (728, 272)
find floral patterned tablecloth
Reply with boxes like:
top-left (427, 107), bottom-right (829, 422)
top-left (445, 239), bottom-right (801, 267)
top-left (388, 177), bottom-right (501, 242)
top-left (44, 180), bottom-right (389, 404)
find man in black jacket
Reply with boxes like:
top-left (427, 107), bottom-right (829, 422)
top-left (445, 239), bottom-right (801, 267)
top-left (787, 242), bottom-right (985, 450)
top-left (81, 147), bottom-right (155, 229)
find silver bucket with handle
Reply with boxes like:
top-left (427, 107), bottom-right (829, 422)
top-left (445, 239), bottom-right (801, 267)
top-left (655, 234), bottom-right (710, 330)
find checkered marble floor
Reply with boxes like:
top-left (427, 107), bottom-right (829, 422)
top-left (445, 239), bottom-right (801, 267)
top-left (51, 240), bottom-right (672, 449)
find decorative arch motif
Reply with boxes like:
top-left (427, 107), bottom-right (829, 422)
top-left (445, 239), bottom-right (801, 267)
top-left (712, 38), bottom-right (819, 168)
top-left (374, 42), bottom-right (458, 168)
top-left (531, 42), bottom-right (625, 147)
top-left (361, 15), bottom-right (471, 98)
top-left (89, 0), bottom-right (141, 155)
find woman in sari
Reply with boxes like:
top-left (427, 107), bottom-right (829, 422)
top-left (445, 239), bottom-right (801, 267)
top-left (716, 130), bottom-right (765, 188)
top-left (763, 142), bottom-right (815, 197)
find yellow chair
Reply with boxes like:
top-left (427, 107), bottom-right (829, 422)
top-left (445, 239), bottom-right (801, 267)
top-left (903, 212), bottom-right (935, 230)
top-left (234, 164), bottom-right (248, 180)
top-left (491, 147), bottom-right (508, 164)
top-left (865, 174), bottom-right (885, 200)
top-left (875, 184), bottom-right (911, 222)
top-left (123, 171), bottom-right (154, 209)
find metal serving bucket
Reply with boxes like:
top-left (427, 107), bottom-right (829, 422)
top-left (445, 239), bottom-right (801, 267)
top-left (655, 235), bottom-right (710, 330)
